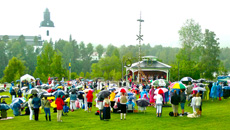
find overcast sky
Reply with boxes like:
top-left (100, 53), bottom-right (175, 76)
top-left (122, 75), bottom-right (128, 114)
top-left (0, 0), bottom-right (229, 48)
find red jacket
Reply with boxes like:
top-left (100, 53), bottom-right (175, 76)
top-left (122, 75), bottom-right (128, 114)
top-left (86, 91), bottom-right (93, 102)
top-left (55, 97), bottom-right (64, 110)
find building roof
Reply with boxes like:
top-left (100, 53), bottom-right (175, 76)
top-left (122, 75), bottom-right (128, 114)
top-left (127, 60), bottom-right (171, 69)
top-left (0, 35), bottom-right (43, 45)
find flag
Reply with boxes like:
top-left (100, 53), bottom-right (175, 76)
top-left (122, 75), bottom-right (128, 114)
top-left (69, 59), bottom-right (71, 70)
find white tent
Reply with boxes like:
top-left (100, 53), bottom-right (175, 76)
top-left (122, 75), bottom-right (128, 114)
top-left (20, 74), bottom-right (35, 83)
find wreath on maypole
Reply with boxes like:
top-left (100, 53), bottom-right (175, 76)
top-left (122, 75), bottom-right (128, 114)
top-left (125, 59), bottom-right (132, 67)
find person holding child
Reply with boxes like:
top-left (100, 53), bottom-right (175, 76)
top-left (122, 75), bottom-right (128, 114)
top-left (103, 96), bottom-right (111, 120)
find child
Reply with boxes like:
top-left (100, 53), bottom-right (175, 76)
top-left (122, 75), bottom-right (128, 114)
top-left (75, 99), bottom-right (80, 109)
top-left (126, 98), bottom-right (135, 113)
top-left (195, 93), bottom-right (201, 117)
top-left (103, 96), bottom-right (111, 121)
top-left (190, 94), bottom-right (196, 113)
top-left (63, 103), bottom-right (69, 115)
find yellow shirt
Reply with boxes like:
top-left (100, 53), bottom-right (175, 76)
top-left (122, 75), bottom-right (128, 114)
top-left (110, 92), bottom-right (116, 101)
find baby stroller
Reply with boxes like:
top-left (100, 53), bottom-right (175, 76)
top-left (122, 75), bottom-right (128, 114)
top-left (63, 103), bottom-right (69, 115)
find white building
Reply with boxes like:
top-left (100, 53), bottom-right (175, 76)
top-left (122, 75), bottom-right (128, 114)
top-left (91, 52), bottom-right (99, 61)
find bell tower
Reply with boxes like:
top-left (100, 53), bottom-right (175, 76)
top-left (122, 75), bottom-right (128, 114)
top-left (40, 8), bottom-right (54, 42)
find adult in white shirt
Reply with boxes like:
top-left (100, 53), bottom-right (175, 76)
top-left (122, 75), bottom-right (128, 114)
top-left (28, 95), bottom-right (34, 120)
top-left (154, 94), bottom-right (163, 117)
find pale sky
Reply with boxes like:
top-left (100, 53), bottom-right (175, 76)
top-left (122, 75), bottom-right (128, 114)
top-left (0, 0), bottom-right (230, 48)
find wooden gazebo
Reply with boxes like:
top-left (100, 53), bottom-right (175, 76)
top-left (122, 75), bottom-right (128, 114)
top-left (125, 56), bottom-right (171, 83)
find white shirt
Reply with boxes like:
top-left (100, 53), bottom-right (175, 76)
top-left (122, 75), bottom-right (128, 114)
top-left (191, 97), bottom-right (196, 107)
top-left (195, 97), bottom-right (201, 106)
top-left (28, 98), bottom-right (33, 108)
top-left (154, 94), bottom-right (163, 104)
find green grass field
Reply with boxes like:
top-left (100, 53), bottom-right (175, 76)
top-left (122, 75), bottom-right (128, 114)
top-left (1, 90), bottom-right (230, 130)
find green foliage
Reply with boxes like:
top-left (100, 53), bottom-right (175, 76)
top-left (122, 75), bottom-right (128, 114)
top-left (3, 57), bottom-right (26, 82)
top-left (33, 42), bottom-right (54, 82)
top-left (80, 72), bottom-right (85, 78)
top-left (50, 51), bottom-right (66, 80)
top-left (71, 72), bottom-right (78, 80)
top-left (85, 72), bottom-right (91, 79)
top-left (218, 62), bottom-right (228, 76)
top-left (103, 72), bottom-right (109, 80)
top-left (199, 29), bottom-right (220, 79)
top-left (106, 44), bottom-right (116, 57)
top-left (0, 41), bottom-right (8, 78)
top-left (96, 44), bottom-right (104, 59)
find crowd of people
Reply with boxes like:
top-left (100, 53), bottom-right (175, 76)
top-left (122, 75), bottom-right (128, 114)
top-left (1, 76), bottom-right (229, 121)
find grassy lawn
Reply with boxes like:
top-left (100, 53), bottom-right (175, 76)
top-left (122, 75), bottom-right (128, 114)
top-left (1, 90), bottom-right (230, 130)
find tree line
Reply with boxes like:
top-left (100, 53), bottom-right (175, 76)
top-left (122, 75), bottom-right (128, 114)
top-left (0, 19), bottom-right (229, 82)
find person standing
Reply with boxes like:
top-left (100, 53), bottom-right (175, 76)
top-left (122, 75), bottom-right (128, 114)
top-left (120, 92), bottom-right (127, 120)
top-left (42, 97), bottom-right (51, 121)
top-left (154, 93), bottom-right (163, 117)
top-left (180, 89), bottom-right (186, 115)
top-left (28, 96), bottom-right (34, 120)
top-left (86, 90), bottom-right (93, 112)
top-left (32, 94), bottom-right (41, 121)
top-left (195, 93), bottom-right (201, 117)
top-left (70, 92), bottom-right (77, 111)
top-left (55, 95), bottom-right (64, 122)
top-left (149, 86), bottom-right (155, 106)
top-left (103, 96), bottom-right (111, 121)
top-left (78, 89), bottom-right (84, 108)
top-left (110, 89), bottom-right (116, 112)
top-left (171, 90), bottom-right (180, 117)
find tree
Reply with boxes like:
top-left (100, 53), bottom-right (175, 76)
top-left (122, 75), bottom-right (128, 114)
top-left (24, 45), bottom-right (37, 75)
top-left (2, 35), bottom-right (9, 43)
top-left (50, 51), bottom-right (66, 80)
top-left (96, 44), bottom-right (104, 59)
top-left (175, 19), bottom-right (203, 79)
top-left (0, 41), bottom-right (8, 78)
top-left (178, 19), bottom-right (203, 62)
top-left (71, 72), bottom-right (78, 79)
top-left (62, 42), bottom-right (74, 69)
top-left (85, 72), bottom-right (91, 79)
top-left (112, 48), bottom-right (120, 59)
top-left (80, 72), bottom-right (85, 78)
top-left (33, 42), bottom-right (54, 81)
top-left (106, 44), bottom-right (116, 57)
top-left (3, 57), bottom-right (26, 82)
top-left (199, 29), bottom-right (220, 79)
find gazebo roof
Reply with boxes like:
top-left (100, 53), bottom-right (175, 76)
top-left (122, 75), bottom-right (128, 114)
top-left (127, 60), bottom-right (171, 69)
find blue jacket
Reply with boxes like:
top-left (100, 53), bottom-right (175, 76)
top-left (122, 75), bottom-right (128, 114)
top-left (70, 94), bottom-right (77, 100)
top-left (32, 97), bottom-right (41, 108)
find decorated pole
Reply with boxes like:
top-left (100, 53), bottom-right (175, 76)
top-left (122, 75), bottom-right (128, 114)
top-left (69, 59), bottom-right (71, 80)
top-left (136, 12), bottom-right (144, 83)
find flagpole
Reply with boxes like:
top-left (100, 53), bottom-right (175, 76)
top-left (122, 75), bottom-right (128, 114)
top-left (69, 59), bottom-right (71, 80)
